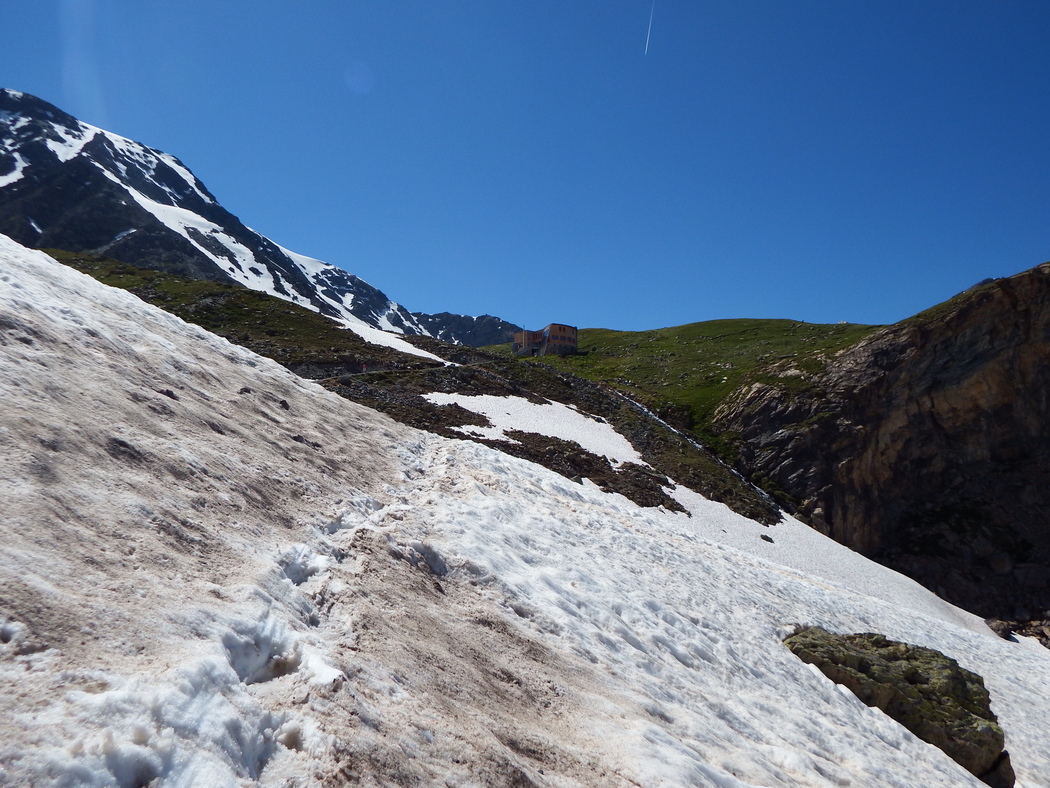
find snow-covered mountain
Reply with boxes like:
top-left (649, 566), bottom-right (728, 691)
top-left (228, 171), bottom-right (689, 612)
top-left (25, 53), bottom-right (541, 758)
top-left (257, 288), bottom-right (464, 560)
top-left (0, 88), bottom-right (517, 346)
top-left (3, 233), bottom-right (1050, 786)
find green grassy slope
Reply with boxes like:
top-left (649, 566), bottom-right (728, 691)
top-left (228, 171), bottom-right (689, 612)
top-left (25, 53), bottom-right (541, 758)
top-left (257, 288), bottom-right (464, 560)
top-left (488, 319), bottom-right (880, 455)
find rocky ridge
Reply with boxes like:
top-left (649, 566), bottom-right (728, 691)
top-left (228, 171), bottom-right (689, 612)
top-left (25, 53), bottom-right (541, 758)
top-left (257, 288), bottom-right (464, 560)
top-left (713, 264), bottom-right (1050, 620)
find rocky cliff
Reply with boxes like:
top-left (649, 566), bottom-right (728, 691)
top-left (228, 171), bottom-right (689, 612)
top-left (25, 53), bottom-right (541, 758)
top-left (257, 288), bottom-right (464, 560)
top-left (713, 263), bottom-right (1050, 620)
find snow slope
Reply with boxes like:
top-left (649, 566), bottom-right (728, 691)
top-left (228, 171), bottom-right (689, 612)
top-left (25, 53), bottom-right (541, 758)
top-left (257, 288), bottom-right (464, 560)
top-left (2, 233), bottom-right (1049, 787)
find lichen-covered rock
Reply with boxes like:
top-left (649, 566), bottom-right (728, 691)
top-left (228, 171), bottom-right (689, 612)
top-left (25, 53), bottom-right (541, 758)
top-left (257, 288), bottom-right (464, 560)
top-left (785, 626), bottom-right (1014, 787)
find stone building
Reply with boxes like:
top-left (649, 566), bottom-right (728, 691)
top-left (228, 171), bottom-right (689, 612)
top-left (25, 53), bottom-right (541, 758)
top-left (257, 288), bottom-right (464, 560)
top-left (513, 323), bottom-right (577, 356)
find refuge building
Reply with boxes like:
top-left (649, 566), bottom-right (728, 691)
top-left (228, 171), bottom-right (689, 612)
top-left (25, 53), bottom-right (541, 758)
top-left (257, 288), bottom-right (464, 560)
top-left (512, 323), bottom-right (578, 356)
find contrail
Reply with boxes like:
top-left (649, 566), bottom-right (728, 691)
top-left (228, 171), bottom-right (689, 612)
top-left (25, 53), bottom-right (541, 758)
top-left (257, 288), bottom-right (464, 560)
top-left (644, 0), bottom-right (655, 55)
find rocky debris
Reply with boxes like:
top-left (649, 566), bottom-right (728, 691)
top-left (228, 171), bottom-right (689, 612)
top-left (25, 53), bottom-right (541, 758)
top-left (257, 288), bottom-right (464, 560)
top-left (785, 626), bottom-right (1014, 788)
top-left (482, 431), bottom-right (686, 513)
top-left (714, 263), bottom-right (1050, 620)
top-left (321, 361), bottom-right (778, 522)
top-left (986, 618), bottom-right (1050, 649)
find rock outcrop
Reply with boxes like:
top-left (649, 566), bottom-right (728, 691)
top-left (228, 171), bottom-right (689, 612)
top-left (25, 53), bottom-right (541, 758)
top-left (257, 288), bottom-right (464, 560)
top-left (785, 626), bottom-right (1014, 787)
top-left (714, 264), bottom-right (1050, 619)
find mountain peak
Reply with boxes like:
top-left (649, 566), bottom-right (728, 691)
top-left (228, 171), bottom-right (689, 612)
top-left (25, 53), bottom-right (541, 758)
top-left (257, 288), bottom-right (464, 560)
top-left (0, 89), bottom-right (518, 346)
top-left (0, 88), bottom-right (80, 129)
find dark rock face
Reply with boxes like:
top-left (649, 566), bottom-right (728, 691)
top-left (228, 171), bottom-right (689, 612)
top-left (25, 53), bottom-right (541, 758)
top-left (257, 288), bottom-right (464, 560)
top-left (785, 626), bottom-right (1014, 787)
top-left (410, 311), bottom-right (519, 348)
top-left (0, 89), bottom-right (514, 346)
top-left (714, 264), bottom-right (1050, 619)
top-left (985, 618), bottom-right (1050, 649)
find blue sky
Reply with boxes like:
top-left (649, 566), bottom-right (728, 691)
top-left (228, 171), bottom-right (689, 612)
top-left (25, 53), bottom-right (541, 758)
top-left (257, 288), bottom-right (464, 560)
top-left (4, 2), bottom-right (1050, 331)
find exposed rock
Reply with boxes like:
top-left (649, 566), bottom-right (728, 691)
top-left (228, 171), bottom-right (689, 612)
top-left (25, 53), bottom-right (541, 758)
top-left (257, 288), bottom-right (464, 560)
top-left (319, 361), bottom-right (776, 518)
top-left (715, 264), bottom-right (1050, 619)
top-left (409, 311), bottom-right (520, 348)
top-left (784, 626), bottom-right (1014, 787)
top-left (986, 618), bottom-right (1050, 649)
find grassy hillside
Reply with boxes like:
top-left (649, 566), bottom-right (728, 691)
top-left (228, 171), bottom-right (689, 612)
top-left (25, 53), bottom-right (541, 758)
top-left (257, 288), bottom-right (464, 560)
top-left (489, 319), bottom-right (880, 455)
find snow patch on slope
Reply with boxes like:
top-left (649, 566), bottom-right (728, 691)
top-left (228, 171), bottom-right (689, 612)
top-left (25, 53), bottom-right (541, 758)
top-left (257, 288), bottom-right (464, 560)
top-left (44, 122), bottom-right (97, 162)
top-left (665, 485), bottom-right (984, 635)
top-left (274, 243), bottom-right (331, 278)
top-left (0, 152), bottom-right (27, 187)
top-left (95, 167), bottom-right (290, 294)
top-left (425, 392), bottom-right (645, 464)
top-left (346, 322), bottom-right (446, 362)
top-left (271, 243), bottom-right (441, 359)
top-left (100, 130), bottom-right (213, 205)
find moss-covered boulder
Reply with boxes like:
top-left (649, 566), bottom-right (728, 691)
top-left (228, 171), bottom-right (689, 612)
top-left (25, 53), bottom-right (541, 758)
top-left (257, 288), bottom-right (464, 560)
top-left (784, 626), bottom-right (1014, 787)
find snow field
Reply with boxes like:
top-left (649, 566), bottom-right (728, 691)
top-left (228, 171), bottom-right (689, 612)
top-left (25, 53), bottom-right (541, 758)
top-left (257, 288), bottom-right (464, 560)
top-left (0, 236), bottom-right (397, 785)
top-left (2, 234), bottom-right (1050, 786)
top-left (0, 151), bottom-right (27, 187)
top-left (379, 437), bottom-right (1050, 786)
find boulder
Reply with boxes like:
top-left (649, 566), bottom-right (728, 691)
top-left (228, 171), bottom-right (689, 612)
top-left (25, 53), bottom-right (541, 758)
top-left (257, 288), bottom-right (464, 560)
top-left (785, 626), bottom-right (1014, 787)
